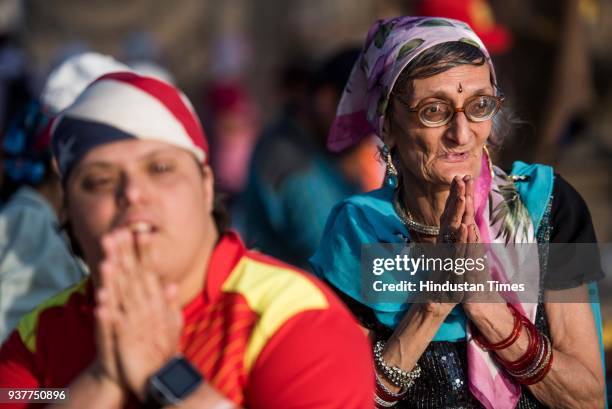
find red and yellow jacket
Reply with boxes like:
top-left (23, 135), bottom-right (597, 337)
top-left (0, 232), bottom-right (374, 408)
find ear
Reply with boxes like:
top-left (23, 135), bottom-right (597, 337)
top-left (59, 194), bottom-right (69, 226)
top-left (381, 115), bottom-right (396, 150)
top-left (50, 157), bottom-right (61, 177)
top-left (200, 165), bottom-right (215, 214)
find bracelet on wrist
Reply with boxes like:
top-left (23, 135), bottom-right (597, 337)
top-left (375, 372), bottom-right (406, 402)
top-left (511, 334), bottom-right (553, 385)
top-left (494, 315), bottom-right (539, 370)
top-left (373, 340), bottom-right (422, 390)
top-left (489, 316), bottom-right (554, 385)
top-left (472, 303), bottom-right (522, 351)
top-left (375, 394), bottom-right (398, 408)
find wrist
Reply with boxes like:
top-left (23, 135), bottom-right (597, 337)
top-left (420, 302), bottom-right (456, 320)
top-left (375, 340), bottom-right (422, 392)
top-left (382, 336), bottom-right (414, 370)
top-left (87, 363), bottom-right (125, 403)
top-left (464, 302), bottom-right (507, 326)
top-left (143, 355), bottom-right (203, 408)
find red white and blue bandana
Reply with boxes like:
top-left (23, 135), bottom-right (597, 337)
top-left (51, 72), bottom-right (208, 179)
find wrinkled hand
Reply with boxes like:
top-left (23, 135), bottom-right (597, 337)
top-left (437, 175), bottom-right (469, 247)
top-left (459, 176), bottom-right (499, 306)
top-left (428, 175), bottom-right (471, 305)
top-left (95, 229), bottom-right (183, 401)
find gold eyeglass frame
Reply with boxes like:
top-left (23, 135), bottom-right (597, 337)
top-left (402, 94), bottom-right (505, 128)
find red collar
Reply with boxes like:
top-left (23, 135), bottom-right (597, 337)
top-left (182, 230), bottom-right (246, 318)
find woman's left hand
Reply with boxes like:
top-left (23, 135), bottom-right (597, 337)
top-left (96, 229), bottom-right (183, 401)
top-left (459, 176), bottom-right (499, 307)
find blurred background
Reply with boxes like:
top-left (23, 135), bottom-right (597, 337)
top-left (0, 0), bottom-right (611, 397)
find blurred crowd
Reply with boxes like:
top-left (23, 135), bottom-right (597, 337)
top-left (0, 0), bottom-right (611, 400)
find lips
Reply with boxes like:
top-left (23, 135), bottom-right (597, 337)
top-left (127, 221), bottom-right (155, 234)
top-left (441, 151), bottom-right (470, 162)
top-left (114, 219), bottom-right (158, 234)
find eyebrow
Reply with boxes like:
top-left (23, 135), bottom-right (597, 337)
top-left (73, 148), bottom-right (179, 175)
top-left (418, 87), bottom-right (494, 101)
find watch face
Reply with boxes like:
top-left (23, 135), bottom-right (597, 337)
top-left (155, 357), bottom-right (203, 401)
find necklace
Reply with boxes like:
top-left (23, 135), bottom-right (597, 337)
top-left (393, 191), bottom-right (440, 236)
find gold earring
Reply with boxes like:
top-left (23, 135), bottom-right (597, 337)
top-left (483, 145), bottom-right (494, 178)
top-left (382, 145), bottom-right (398, 188)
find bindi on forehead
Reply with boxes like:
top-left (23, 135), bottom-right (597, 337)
top-left (410, 64), bottom-right (492, 100)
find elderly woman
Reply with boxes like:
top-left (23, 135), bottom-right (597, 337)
top-left (310, 16), bottom-right (605, 408)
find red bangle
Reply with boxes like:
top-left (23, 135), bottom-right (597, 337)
top-left (375, 373), bottom-right (405, 402)
top-left (472, 303), bottom-right (522, 351)
top-left (375, 382), bottom-right (404, 402)
top-left (521, 353), bottom-right (553, 385)
top-left (518, 337), bottom-right (554, 385)
top-left (495, 315), bottom-right (540, 371)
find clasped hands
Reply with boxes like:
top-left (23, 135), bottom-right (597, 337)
top-left (421, 175), bottom-right (498, 315)
top-left (91, 228), bottom-right (183, 403)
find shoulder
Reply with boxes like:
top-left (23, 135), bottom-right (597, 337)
top-left (309, 187), bottom-right (407, 310)
top-left (314, 186), bottom-right (406, 254)
top-left (507, 161), bottom-right (555, 231)
top-left (222, 250), bottom-right (358, 368)
top-left (0, 188), bottom-right (54, 223)
top-left (236, 254), bottom-right (373, 408)
top-left (508, 162), bottom-right (596, 240)
top-left (226, 250), bottom-right (353, 317)
top-left (549, 173), bottom-right (598, 243)
top-left (342, 186), bottom-right (395, 208)
top-left (2, 187), bottom-right (51, 212)
top-left (0, 189), bottom-right (57, 246)
top-left (323, 187), bottom-right (399, 234)
top-left (508, 161), bottom-right (589, 209)
top-left (551, 174), bottom-right (590, 213)
top-left (15, 278), bottom-right (90, 354)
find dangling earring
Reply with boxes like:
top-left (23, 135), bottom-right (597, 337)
top-left (483, 144), bottom-right (494, 178)
top-left (382, 144), bottom-right (398, 188)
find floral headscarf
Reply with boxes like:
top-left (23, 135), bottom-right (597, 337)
top-left (328, 16), bottom-right (496, 152)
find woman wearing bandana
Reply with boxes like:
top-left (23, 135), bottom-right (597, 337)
top-left (0, 72), bottom-right (374, 408)
top-left (310, 16), bottom-right (605, 408)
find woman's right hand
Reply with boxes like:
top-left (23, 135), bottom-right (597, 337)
top-left (377, 176), bottom-right (473, 392)
top-left (429, 175), bottom-right (471, 305)
top-left (90, 257), bottom-right (125, 396)
top-left (437, 175), bottom-right (469, 246)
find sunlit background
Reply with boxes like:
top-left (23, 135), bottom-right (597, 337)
top-left (1, 0), bottom-right (611, 398)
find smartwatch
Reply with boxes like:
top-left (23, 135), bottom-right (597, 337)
top-left (143, 355), bottom-right (204, 408)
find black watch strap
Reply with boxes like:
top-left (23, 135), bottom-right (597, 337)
top-left (143, 355), bottom-right (204, 408)
top-left (142, 392), bottom-right (164, 409)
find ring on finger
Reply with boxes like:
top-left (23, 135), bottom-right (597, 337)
top-left (472, 224), bottom-right (479, 241)
top-left (442, 230), bottom-right (457, 244)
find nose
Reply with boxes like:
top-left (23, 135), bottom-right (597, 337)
top-left (116, 173), bottom-right (150, 207)
top-left (445, 111), bottom-right (472, 146)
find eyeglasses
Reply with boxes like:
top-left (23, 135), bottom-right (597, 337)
top-left (402, 94), bottom-right (505, 128)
